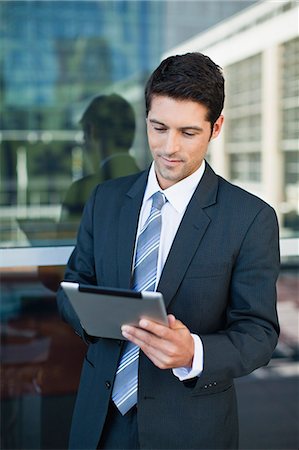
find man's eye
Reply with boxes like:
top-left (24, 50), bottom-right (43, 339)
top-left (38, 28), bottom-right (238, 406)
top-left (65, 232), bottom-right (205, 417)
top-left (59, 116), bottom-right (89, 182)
top-left (154, 127), bottom-right (167, 132)
top-left (183, 131), bottom-right (195, 137)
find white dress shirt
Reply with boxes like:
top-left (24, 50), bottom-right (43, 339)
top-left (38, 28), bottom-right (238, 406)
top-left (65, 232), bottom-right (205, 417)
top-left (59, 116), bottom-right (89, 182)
top-left (135, 161), bottom-right (205, 380)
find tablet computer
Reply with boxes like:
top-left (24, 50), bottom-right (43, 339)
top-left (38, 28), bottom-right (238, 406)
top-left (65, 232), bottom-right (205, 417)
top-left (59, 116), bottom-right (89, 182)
top-left (60, 281), bottom-right (168, 340)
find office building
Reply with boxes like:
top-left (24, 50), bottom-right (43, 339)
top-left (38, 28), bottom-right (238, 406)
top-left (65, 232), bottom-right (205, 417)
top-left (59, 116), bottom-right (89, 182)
top-left (164, 0), bottom-right (299, 235)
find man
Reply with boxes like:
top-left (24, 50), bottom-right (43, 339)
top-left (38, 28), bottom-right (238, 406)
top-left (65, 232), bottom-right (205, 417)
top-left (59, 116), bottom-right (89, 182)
top-left (57, 52), bottom-right (280, 449)
top-left (38, 95), bottom-right (139, 292)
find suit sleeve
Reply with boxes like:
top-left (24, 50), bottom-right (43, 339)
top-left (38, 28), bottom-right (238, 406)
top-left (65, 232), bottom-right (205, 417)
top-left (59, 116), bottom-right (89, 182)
top-left (56, 186), bottom-right (99, 340)
top-left (197, 204), bottom-right (280, 388)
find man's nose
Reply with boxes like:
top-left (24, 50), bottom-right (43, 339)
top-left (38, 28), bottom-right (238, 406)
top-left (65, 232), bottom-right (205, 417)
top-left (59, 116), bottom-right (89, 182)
top-left (164, 131), bottom-right (180, 154)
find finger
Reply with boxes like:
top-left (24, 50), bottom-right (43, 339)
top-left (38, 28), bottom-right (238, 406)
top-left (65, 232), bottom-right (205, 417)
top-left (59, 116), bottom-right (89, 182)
top-left (122, 324), bottom-right (168, 350)
top-left (168, 314), bottom-right (186, 330)
top-left (130, 333), bottom-right (178, 369)
top-left (121, 324), bottom-right (146, 343)
top-left (121, 326), bottom-right (174, 368)
top-left (123, 322), bottom-right (188, 360)
top-left (167, 314), bottom-right (176, 327)
top-left (122, 324), bottom-right (178, 359)
top-left (121, 324), bottom-right (156, 346)
top-left (122, 324), bottom-right (194, 369)
top-left (138, 318), bottom-right (171, 339)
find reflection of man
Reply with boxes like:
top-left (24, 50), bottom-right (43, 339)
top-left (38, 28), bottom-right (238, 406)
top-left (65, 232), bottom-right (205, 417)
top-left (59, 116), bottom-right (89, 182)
top-left (61, 94), bottom-right (139, 222)
top-left (39, 95), bottom-right (139, 292)
top-left (57, 53), bottom-right (280, 449)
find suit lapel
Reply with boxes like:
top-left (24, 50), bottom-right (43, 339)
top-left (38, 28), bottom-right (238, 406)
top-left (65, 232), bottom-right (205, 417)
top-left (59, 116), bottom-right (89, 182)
top-left (116, 164), bottom-right (219, 304)
top-left (117, 170), bottom-right (149, 288)
top-left (157, 164), bottom-right (219, 307)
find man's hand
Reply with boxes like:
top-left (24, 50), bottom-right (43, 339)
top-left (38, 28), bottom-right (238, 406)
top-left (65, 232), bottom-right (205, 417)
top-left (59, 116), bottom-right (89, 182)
top-left (121, 314), bottom-right (194, 370)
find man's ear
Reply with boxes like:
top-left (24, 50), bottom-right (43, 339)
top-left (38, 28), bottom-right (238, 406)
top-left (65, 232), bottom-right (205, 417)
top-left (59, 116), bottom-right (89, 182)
top-left (211, 115), bottom-right (224, 140)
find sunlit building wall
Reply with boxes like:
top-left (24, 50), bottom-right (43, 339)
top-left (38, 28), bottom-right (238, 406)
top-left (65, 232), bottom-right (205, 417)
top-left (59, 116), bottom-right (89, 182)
top-left (164, 0), bottom-right (298, 236)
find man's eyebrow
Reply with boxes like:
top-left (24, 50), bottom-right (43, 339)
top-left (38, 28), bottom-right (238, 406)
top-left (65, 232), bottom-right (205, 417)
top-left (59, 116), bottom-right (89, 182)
top-left (149, 119), bottom-right (167, 126)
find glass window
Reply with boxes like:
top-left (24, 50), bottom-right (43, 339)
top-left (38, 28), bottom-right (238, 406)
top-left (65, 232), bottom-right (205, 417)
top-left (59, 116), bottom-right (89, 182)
top-left (284, 150), bottom-right (299, 185)
top-left (225, 54), bottom-right (262, 171)
top-left (0, 1), bottom-right (262, 249)
top-left (225, 114), bottom-right (262, 145)
top-left (229, 152), bottom-right (261, 183)
top-left (1, 0), bottom-right (165, 248)
top-left (225, 54), bottom-right (262, 109)
top-left (281, 37), bottom-right (299, 234)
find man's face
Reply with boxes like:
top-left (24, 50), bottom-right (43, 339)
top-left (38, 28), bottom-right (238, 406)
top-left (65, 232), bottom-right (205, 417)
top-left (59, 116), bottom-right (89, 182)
top-left (147, 95), bottom-right (223, 189)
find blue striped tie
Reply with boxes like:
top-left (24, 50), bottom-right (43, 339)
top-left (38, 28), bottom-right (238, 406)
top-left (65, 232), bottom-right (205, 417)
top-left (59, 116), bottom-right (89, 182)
top-left (112, 191), bottom-right (166, 415)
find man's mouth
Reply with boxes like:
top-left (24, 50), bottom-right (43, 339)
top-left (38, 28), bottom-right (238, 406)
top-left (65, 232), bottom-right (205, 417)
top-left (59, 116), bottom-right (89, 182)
top-left (160, 155), bottom-right (182, 165)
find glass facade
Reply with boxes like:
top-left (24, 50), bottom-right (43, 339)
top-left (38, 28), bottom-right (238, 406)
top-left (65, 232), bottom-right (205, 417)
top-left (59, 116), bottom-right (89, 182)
top-left (230, 152), bottom-right (261, 183)
top-left (0, 2), bottom-right (298, 449)
top-left (0, 0), bottom-right (166, 248)
top-left (281, 37), bottom-right (299, 231)
top-left (0, 0), bottom-right (259, 249)
top-left (225, 54), bottom-right (262, 181)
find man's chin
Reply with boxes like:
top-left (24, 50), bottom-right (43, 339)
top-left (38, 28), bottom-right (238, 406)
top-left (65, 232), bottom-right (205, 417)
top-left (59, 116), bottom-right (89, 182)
top-left (155, 168), bottom-right (183, 189)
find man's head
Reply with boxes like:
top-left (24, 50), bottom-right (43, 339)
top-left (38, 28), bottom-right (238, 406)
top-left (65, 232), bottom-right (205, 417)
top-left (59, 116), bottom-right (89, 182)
top-left (80, 94), bottom-right (135, 153)
top-left (145, 52), bottom-right (224, 129)
top-left (145, 53), bottom-right (224, 189)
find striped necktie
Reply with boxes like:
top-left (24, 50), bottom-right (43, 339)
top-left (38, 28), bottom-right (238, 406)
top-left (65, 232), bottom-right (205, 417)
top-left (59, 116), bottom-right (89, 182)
top-left (112, 191), bottom-right (166, 415)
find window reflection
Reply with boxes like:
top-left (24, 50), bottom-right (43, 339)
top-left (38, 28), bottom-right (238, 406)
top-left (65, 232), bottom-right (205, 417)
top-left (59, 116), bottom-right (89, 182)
top-left (1, 0), bottom-right (161, 248)
top-left (0, 266), bottom-right (86, 449)
top-left (60, 94), bottom-right (140, 235)
top-left (1, 261), bottom-right (298, 449)
top-left (1, 93), bottom-right (141, 248)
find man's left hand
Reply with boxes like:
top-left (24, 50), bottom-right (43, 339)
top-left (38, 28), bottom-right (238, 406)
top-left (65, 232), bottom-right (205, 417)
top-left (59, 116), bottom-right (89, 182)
top-left (121, 314), bottom-right (194, 369)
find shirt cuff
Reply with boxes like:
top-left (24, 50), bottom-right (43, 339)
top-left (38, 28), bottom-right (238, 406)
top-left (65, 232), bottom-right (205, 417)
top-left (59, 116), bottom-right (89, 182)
top-left (172, 334), bottom-right (204, 381)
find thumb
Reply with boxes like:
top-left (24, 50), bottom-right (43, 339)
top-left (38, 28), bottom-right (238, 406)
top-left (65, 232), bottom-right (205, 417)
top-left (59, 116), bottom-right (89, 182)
top-left (168, 314), bottom-right (176, 328)
top-left (167, 314), bottom-right (185, 330)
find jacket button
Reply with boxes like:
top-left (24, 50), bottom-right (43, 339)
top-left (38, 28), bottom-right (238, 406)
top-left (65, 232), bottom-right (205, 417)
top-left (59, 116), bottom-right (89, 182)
top-left (105, 381), bottom-right (111, 389)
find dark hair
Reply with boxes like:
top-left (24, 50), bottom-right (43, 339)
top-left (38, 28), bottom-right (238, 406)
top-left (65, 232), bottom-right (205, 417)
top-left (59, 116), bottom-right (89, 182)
top-left (145, 52), bottom-right (225, 127)
top-left (80, 94), bottom-right (135, 150)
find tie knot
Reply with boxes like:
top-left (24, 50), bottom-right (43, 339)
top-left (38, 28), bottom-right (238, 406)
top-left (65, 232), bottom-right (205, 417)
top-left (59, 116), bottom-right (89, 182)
top-left (152, 191), bottom-right (166, 211)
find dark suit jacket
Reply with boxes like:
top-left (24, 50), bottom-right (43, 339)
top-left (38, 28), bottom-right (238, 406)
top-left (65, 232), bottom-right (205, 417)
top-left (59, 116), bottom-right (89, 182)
top-left (57, 163), bottom-right (280, 450)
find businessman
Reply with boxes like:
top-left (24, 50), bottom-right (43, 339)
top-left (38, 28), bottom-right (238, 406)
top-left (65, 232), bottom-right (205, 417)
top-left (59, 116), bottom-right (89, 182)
top-left (57, 52), bottom-right (280, 449)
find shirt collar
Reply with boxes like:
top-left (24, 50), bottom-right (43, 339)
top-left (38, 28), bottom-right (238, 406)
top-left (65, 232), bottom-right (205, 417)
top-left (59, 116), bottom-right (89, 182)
top-left (144, 160), bottom-right (206, 214)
